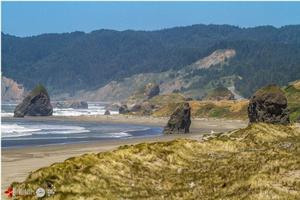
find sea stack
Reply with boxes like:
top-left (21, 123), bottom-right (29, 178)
top-left (14, 84), bottom-right (53, 117)
top-left (248, 84), bottom-right (289, 124)
top-left (163, 102), bottom-right (191, 134)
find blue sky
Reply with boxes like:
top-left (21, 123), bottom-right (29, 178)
top-left (2, 2), bottom-right (300, 37)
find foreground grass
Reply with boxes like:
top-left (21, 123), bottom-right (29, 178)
top-left (11, 123), bottom-right (300, 199)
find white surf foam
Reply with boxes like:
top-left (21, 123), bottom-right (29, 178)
top-left (53, 103), bottom-right (118, 116)
top-left (1, 124), bottom-right (41, 137)
top-left (1, 112), bottom-right (14, 117)
top-left (1, 123), bottom-right (90, 138)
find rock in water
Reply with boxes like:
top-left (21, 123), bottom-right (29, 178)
top-left (163, 102), bottom-right (191, 134)
top-left (104, 110), bottom-right (111, 115)
top-left (248, 84), bottom-right (289, 124)
top-left (14, 84), bottom-right (53, 117)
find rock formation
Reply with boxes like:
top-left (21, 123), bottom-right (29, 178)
top-left (248, 84), bottom-right (289, 124)
top-left (14, 84), bottom-right (53, 117)
top-left (119, 105), bottom-right (129, 114)
top-left (104, 110), bottom-right (111, 115)
top-left (163, 102), bottom-right (191, 134)
top-left (53, 101), bottom-right (88, 109)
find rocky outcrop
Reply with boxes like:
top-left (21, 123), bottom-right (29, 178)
top-left (144, 83), bottom-right (160, 99)
top-left (248, 84), bottom-right (289, 124)
top-left (1, 76), bottom-right (25, 102)
top-left (14, 84), bottom-right (53, 117)
top-left (119, 105), bottom-right (129, 114)
top-left (204, 86), bottom-right (235, 101)
top-left (53, 101), bottom-right (88, 109)
top-left (163, 102), bottom-right (191, 134)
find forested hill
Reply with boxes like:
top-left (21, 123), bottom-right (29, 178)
top-left (2, 24), bottom-right (300, 97)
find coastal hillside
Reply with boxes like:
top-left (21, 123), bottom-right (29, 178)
top-left (2, 24), bottom-right (300, 99)
top-left (11, 123), bottom-right (300, 199)
top-left (1, 76), bottom-right (25, 102)
top-left (78, 49), bottom-right (238, 101)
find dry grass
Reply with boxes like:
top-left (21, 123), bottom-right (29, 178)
top-left (11, 123), bottom-right (300, 199)
top-left (153, 100), bottom-right (249, 120)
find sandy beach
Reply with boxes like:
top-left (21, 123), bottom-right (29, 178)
top-left (1, 115), bottom-right (247, 196)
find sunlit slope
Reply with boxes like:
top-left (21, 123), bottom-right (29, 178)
top-left (284, 80), bottom-right (300, 121)
top-left (12, 123), bottom-right (300, 199)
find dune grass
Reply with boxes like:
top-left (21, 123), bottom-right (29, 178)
top-left (11, 123), bottom-right (300, 199)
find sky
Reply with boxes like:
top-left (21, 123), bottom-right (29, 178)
top-left (2, 2), bottom-right (300, 37)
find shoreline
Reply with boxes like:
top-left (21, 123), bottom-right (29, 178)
top-left (1, 115), bottom-right (247, 196)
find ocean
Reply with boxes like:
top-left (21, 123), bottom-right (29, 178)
top-left (1, 103), bottom-right (162, 148)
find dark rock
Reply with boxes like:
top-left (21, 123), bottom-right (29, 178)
top-left (104, 110), bottom-right (111, 115)
top-left (14, 84), bottom-right (53, 117)
top-left (248, 84), bottom-right (290, 124)
top-left (163, 102), bottom-right (191, 134)
top-left (130, 104), bottom-right (142, 112)
top-left (119, 104), bottom-right (129, 114)
top-left (145, 83), bottom-right (160, 99)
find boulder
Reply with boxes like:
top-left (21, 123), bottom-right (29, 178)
top-left (14, 84), bottom-right (53, 117)
top-left (119, 104), bottom-right (129, 114)
top-left (144, 83), bottom-right (160, 99)
top-left (163, 102), bottom-right (191, 134)
top-left (104, 110), bottom-right (111, 115)
top-left (248, 84), bottom-right (290, 124)
top-left (130, 104), bottom-right (142, 112)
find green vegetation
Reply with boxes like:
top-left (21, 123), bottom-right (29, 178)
top-left (2, 25), bottom-right (300, 96)
top-left (284, 80), bottom-right (300, 121)
top-left (30, 84), bottom-right (49, 97)
top-left (11, 123), bottom-right (300, 199)
top-left (203, 86), bottom-right (233, 100)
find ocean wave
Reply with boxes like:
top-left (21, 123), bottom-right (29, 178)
top-left (53, 107), bottom-right (118, 116)
top-left (1, 124), bottom-right (40, 137)
top-left (105, 132), bottom-right (132, 138)
top-left (1, 112), bottom-right (14, 117)
top-left (1, 123), bottom-right (90, 138)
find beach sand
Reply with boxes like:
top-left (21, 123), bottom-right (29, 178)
top-left (1, 115), bottom-right (247, 196)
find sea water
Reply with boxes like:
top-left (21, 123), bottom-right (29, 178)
top-left (1, 103), bottom-right (162, 148)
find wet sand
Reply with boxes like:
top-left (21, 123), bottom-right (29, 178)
top-left (1, 115), bottom-right (247, 196)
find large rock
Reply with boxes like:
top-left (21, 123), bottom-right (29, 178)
top-left (53, 101), bottom-right (88, 109)
top-left (144, 83), bottom-right (160, 99)
top-left (248, 84), bottom-right (289, 124)
top-left (163, 102), bottom-right (191, 134)
top-left (119, 104), bottom-right (129, 114)
top-left (14, 84), bottom-right (53, 117)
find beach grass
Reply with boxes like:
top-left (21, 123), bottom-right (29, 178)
top-left (11, 122), bottom-right (300, 199)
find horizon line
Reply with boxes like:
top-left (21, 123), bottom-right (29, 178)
top-left (3, 23), bottom-right (300, 38)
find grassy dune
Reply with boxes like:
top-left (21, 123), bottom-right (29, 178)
top-left (153, 100), bottom-right (249, 120)
top-left (11, 123), bottom-right (300, 199)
